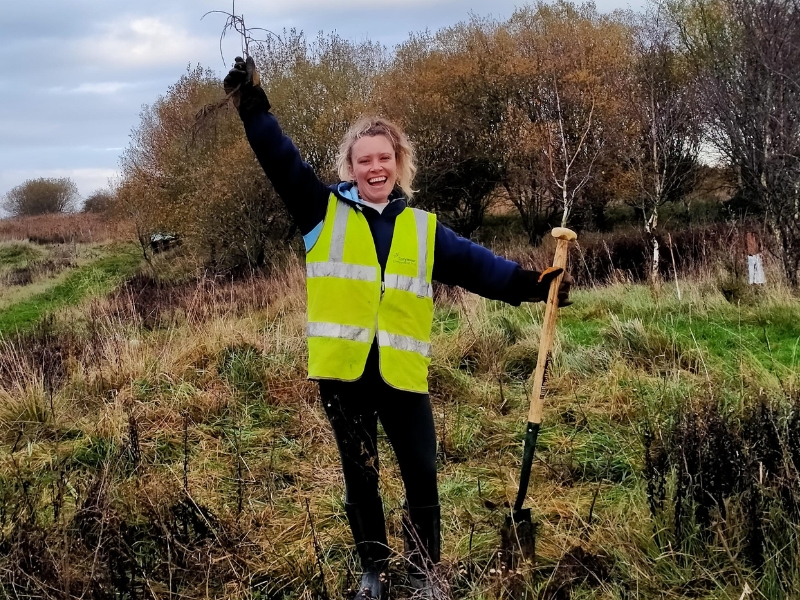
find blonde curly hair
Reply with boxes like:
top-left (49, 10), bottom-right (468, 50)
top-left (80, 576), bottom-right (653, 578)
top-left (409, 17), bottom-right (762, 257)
top-left (336, 116), bottom-right (417, 199)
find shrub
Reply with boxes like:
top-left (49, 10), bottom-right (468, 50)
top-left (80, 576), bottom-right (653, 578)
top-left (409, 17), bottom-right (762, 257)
top-left (82, 189), bottom-right (114, 214)
top-left (717, 271), bottom-right (751, 303)
top-left (504, 222), bottom-right (765, 288)
top-left (2, 178), bottom-right (79, 217)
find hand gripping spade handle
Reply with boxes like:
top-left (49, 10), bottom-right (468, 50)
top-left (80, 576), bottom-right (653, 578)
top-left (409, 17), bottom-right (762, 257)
top-left (512, 227), bottom-right (577, 521)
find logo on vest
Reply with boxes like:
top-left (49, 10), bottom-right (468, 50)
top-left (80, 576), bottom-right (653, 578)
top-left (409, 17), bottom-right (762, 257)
top-left (391, 252), bottom-right (416, 266)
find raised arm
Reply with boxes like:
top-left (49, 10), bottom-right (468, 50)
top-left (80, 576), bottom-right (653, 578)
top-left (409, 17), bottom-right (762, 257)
top-left (432, 223), bottom-right (571, 306)
top-left (224, 57), bottom-right (329, 237)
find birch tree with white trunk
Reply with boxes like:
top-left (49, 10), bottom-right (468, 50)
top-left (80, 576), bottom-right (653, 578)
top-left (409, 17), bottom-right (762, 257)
top-left (629, 5), bottom-right (701, 287)
top-left (503, 1), bottom-right (633, 241)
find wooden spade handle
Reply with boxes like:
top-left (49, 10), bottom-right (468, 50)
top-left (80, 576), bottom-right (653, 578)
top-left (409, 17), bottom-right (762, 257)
top-left (527, 227), bottom-right (577, 425)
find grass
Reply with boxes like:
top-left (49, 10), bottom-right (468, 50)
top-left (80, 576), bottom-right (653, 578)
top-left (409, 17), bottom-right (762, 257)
top-left (562, 284), bottom-right (800, 376)
top-left (0, 243), bottom-right (141, 336)
top-left (0, 241), bottom-right (44, 270)
top-left (0, 252), bottom-right (797, 598)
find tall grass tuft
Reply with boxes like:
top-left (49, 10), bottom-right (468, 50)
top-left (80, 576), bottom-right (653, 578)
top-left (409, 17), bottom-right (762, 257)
top-left (603, 315), bottom-right (699, 373)
top-left (644, 392), bottom-right (800, 597)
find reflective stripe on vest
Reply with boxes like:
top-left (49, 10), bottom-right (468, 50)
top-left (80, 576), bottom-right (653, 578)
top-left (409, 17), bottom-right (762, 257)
top-left (328, 199), bottom-right (350, 262)
top-left (384, 274), bottom-right (432, 298)
top-left (307, 262), bottom-right (377, 281)
top-left (305, 194), bottom-right (436, 393)
top-left (378, 330), bottom-right (431, 357)
top-left (307, 322), bottom-right (373, 343)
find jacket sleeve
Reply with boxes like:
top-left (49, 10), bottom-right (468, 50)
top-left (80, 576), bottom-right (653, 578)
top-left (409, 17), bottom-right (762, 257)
top-left (240, 108), bottom-right (330, 236)
top-left (432, 222), bottom-right (524, 304)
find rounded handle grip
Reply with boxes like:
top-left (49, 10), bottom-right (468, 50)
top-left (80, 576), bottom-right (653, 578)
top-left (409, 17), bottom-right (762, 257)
top-left (551, 227), bottom-right (577, 241)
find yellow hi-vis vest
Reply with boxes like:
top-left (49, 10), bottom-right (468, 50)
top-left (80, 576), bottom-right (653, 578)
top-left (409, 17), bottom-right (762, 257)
top-left (306, 194), bottom-right (436, 393)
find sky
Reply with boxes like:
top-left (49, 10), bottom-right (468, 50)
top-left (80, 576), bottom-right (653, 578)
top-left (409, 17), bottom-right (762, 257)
top-left (0, 0), bottom-right (644, 213)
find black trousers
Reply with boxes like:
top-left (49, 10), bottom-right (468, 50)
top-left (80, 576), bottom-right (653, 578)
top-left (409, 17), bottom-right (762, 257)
top-left (319, 346), bottom-right (439, 508)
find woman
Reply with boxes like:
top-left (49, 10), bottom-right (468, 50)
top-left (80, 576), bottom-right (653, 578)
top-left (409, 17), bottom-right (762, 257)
top-left (224, 57), bottom-right (570, 600)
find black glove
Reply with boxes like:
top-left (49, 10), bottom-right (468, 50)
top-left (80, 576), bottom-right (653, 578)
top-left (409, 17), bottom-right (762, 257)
top-left (223, 56), bottom-right (270, 117)
top-left (509, 266), bottom-right (572, 307)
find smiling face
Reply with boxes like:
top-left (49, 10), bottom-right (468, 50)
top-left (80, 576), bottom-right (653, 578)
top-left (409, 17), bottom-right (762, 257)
top-left (347, 134), bottom-right (398, 204)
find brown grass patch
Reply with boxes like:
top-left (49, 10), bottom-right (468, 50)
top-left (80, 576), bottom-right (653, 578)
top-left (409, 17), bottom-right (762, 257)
top-left (0, 213), bottom-right (133, 244)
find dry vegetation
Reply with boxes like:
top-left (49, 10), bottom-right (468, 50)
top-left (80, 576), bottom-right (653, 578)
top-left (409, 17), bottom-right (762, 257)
top-left (0, 241), bottom-right (76, 290)
top-left (0, 213), bottom-right (133, 245)
top-left (0, 237), bottom-right (798, 598)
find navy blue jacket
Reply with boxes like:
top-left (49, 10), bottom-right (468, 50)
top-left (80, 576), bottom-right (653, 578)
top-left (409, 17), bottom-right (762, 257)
top-left (242, 110), bottom-right (525, 304)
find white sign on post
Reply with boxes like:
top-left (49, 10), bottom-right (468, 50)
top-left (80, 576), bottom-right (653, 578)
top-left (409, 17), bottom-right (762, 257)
top-left (748, 254), bottom-right (766, 285)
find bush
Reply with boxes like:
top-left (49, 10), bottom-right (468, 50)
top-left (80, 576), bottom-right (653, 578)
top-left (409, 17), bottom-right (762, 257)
top-left (82, 189), bottom-right (114, 214)
top-left (117, 65), bottom-right (292, 273)
top-left (2, 178), bottom-right (79, 217)
top-left (717, 272), bottom-right (751, 303)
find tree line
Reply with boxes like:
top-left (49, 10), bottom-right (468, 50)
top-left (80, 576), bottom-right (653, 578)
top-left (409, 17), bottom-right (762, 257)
top-left (71, 0), bottom-right (800, 283)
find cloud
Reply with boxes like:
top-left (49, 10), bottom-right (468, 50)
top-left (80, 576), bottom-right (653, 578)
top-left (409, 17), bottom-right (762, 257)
top-left (48, 82), bottom-right (136, 95)
top-left (74, 16), bottom-right (210, 69)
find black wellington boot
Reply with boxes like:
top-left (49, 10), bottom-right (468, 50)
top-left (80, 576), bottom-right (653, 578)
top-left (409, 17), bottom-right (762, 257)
top-left (345, 497), bottom-right (390, 600)
top-left (402, 504), bottom-right (441, 597)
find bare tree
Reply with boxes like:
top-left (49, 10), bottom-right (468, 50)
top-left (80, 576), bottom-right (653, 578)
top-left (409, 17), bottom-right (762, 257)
top-left (500, 106), bottom-right (561, 245)
top-left (676, 0), bottom-right (800, 284)
top-left (629, 5), bottom-right (701, 286)
top-left (3, 177), bottom-right (79, 217)
top-left (547, 80), bottom-right (600, 228)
